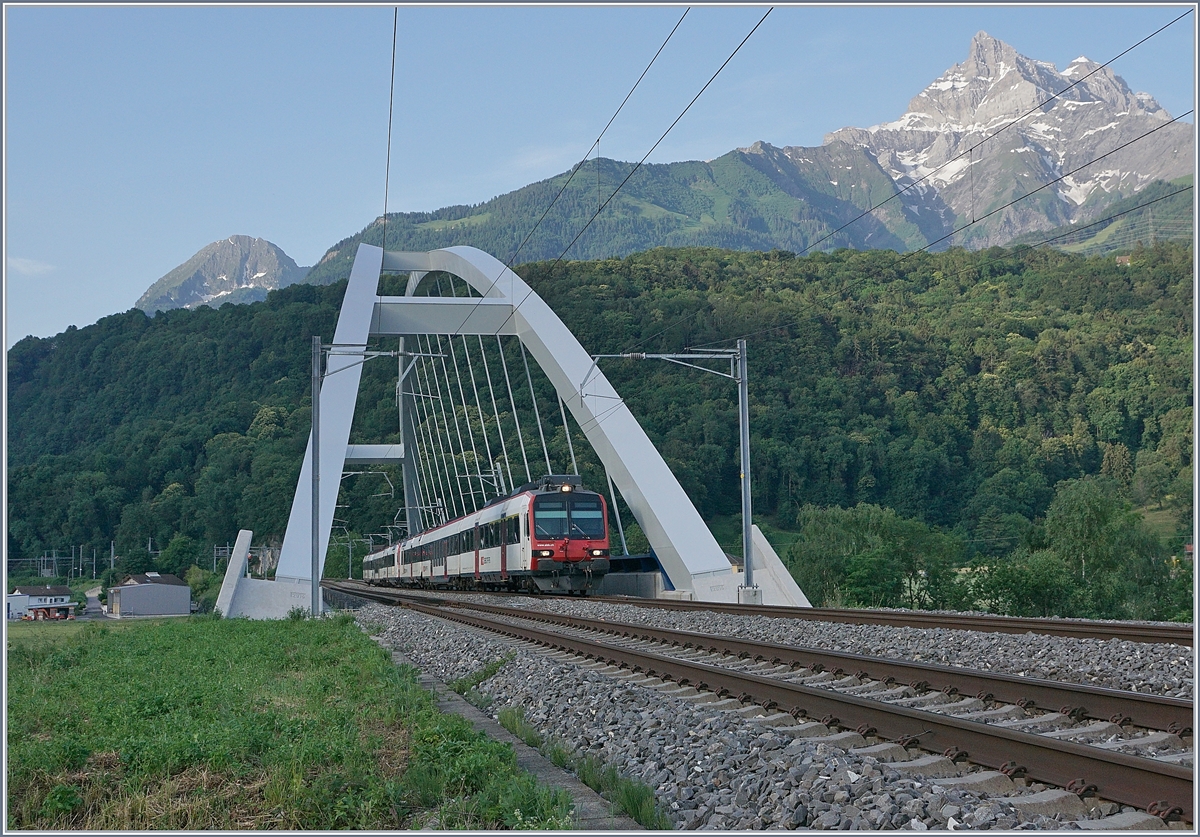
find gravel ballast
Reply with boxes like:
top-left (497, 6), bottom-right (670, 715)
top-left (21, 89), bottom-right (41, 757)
top-left (356, 598), bottom-right (1193, 830)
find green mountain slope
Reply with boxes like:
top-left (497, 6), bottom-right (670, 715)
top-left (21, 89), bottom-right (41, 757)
top-left (1008, 177), bottom-right (1194, 255)
top-left (303, 144), bottom-right (942, 286)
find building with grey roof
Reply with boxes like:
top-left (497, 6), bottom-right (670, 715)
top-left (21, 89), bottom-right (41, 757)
top-left (108, 572), bottom-right (191, 618)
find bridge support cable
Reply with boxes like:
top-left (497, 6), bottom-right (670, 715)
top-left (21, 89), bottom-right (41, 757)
top-left (479, 335), bottom-right (516, 493)
top-left (404, 400), bottom-right (434, 529)
top-left (404, 354), bottom-right (442, 525)
top-left (497, 336), bottom-right (533, 483)
top-left (403, 362), bottom-right (440, 530)
top-left (559, 396), bottom-right (579, 475)
top-left (430, 334), bottom-right (475, 512)
top-left (520, 339), bottom-right (554, 477)
top-left (433, 274), bottom-right (490, 508)
top-left (424, 333), bottom-right (470, 517)
top-left (412, 360), bottom-right (448, 524)
top-left (445, 333), bottom-right (487, 505)
top-left (416, 336), bottom-right (465, 519)
top-left (461, 335), bottom-right (499, 498)
top-left (432, 333), bottom-right (472, 515)
top-left (396, 342), bottom-right (426, 535)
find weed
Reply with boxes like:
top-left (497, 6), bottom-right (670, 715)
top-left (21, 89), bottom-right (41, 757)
top-left (461, 688), bottom-right (493, 711)
top-left (497, 708), bottom-right (672, 829)
top-left (358, 618), bottom-right (385, 636)
top-left (40, 784), bottom-right (82, 819)
top-left (449, 652), bottom-right (514, 695)
top-left (498, 706), bottom-right (543, 748)
top-left (285, 606), bottom-right (308, 621)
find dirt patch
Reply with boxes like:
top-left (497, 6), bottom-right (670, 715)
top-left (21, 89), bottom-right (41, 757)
top-left (360, 718), bottom-right (411, 780)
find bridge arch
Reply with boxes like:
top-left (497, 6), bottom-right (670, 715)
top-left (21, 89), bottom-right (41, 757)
top-left (219, 244), bottom-right (808, 617)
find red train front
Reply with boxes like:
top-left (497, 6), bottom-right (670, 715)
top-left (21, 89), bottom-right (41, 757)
top-left (363, 474), bottom-right (611, 594)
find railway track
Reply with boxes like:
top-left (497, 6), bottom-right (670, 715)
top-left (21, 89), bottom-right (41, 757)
top-left (328, 580), bottom-right (1193, 824)
top-left (589, 597), bottom-right (1195, 648)
top-left (332, 582), bottom-right (1193, 645)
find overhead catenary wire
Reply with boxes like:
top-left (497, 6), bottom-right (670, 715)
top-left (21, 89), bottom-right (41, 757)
top-left (446, 7), bottom-right (691, 337)
top-left (401, 9), bottom-right (772, 501)
top-left (381, 8), bottom-right (399, 252)
top-left (796, 7), bottom-right (1195, 256)
top-left (908, 109), bottom-right (1193, 257)
top-left (492, 7), bottom-right (773, 338)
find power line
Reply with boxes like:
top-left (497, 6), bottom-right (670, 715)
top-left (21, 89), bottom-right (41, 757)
top-left (443, 7), bottom-right (690, 334)
top-left (494, 7), bottom-right (774, 337)
top-left (907, 109), bottom-right (1193, 257)
top-left (795, 8), bottom-right (1194, 256)
top-left (549, 8), bottom-right (773, 270)
top-left (381, 8), bottom-right (399, 251)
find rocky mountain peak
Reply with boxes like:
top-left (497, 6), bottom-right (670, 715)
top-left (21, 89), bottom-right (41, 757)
top-left (818, 32), bottom-right (1191, 247)
top-left (136, 236), bottom-right (310, 314)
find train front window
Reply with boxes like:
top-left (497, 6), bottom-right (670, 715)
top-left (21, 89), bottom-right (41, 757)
top-left (569, 497), bottom-right (606, 539)
top-left (533, 497), bottom-right (568, 538)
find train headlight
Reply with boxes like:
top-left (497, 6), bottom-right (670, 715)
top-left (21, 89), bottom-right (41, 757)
top-left (535, 549), bottom-right (555, 558)
top-left (560, 484), bottom-right (573, 492)
top-left (590, 549), bottom-right (608, 557)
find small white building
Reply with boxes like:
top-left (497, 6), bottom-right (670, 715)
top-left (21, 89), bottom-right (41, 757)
top-left (108, 572), bottom-right (191, 618)
top-left (8, 586), bottom-right (74, 620)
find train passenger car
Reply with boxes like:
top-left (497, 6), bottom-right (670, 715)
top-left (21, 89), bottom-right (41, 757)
top-left (362, 475), bottom-right (610, 594)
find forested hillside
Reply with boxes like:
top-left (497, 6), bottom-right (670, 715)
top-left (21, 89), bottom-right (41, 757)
top-left (8, 242), bottom-right (1192, 618)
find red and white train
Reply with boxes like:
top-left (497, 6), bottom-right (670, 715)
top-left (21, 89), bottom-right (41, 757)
top-left (362, 475), bottom-right (610, 594)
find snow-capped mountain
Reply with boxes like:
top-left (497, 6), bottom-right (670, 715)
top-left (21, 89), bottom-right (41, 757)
top-left (819, 31), bottom-right (1192, 246)
top-left (137, 236), bottom-right (310, 314)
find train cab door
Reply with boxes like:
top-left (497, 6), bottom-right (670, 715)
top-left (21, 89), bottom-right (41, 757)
top-left (474, 523), bottom-right (481, 580)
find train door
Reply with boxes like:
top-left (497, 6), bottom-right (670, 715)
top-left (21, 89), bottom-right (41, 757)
top-left (499, 519), bottom-right (507, 580)
top-left (474, 523), bottom-right (481, 580)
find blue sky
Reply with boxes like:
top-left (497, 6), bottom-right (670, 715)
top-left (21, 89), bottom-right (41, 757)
top-left (4, 4), bottom-right (1195, 346)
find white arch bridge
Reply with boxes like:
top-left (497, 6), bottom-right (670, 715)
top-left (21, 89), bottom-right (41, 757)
top-left (217, 244), bottom-right (808, 618)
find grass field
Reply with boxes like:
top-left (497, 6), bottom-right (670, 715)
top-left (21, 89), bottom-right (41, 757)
top-left (6, 613), bottom-right (572, 830)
